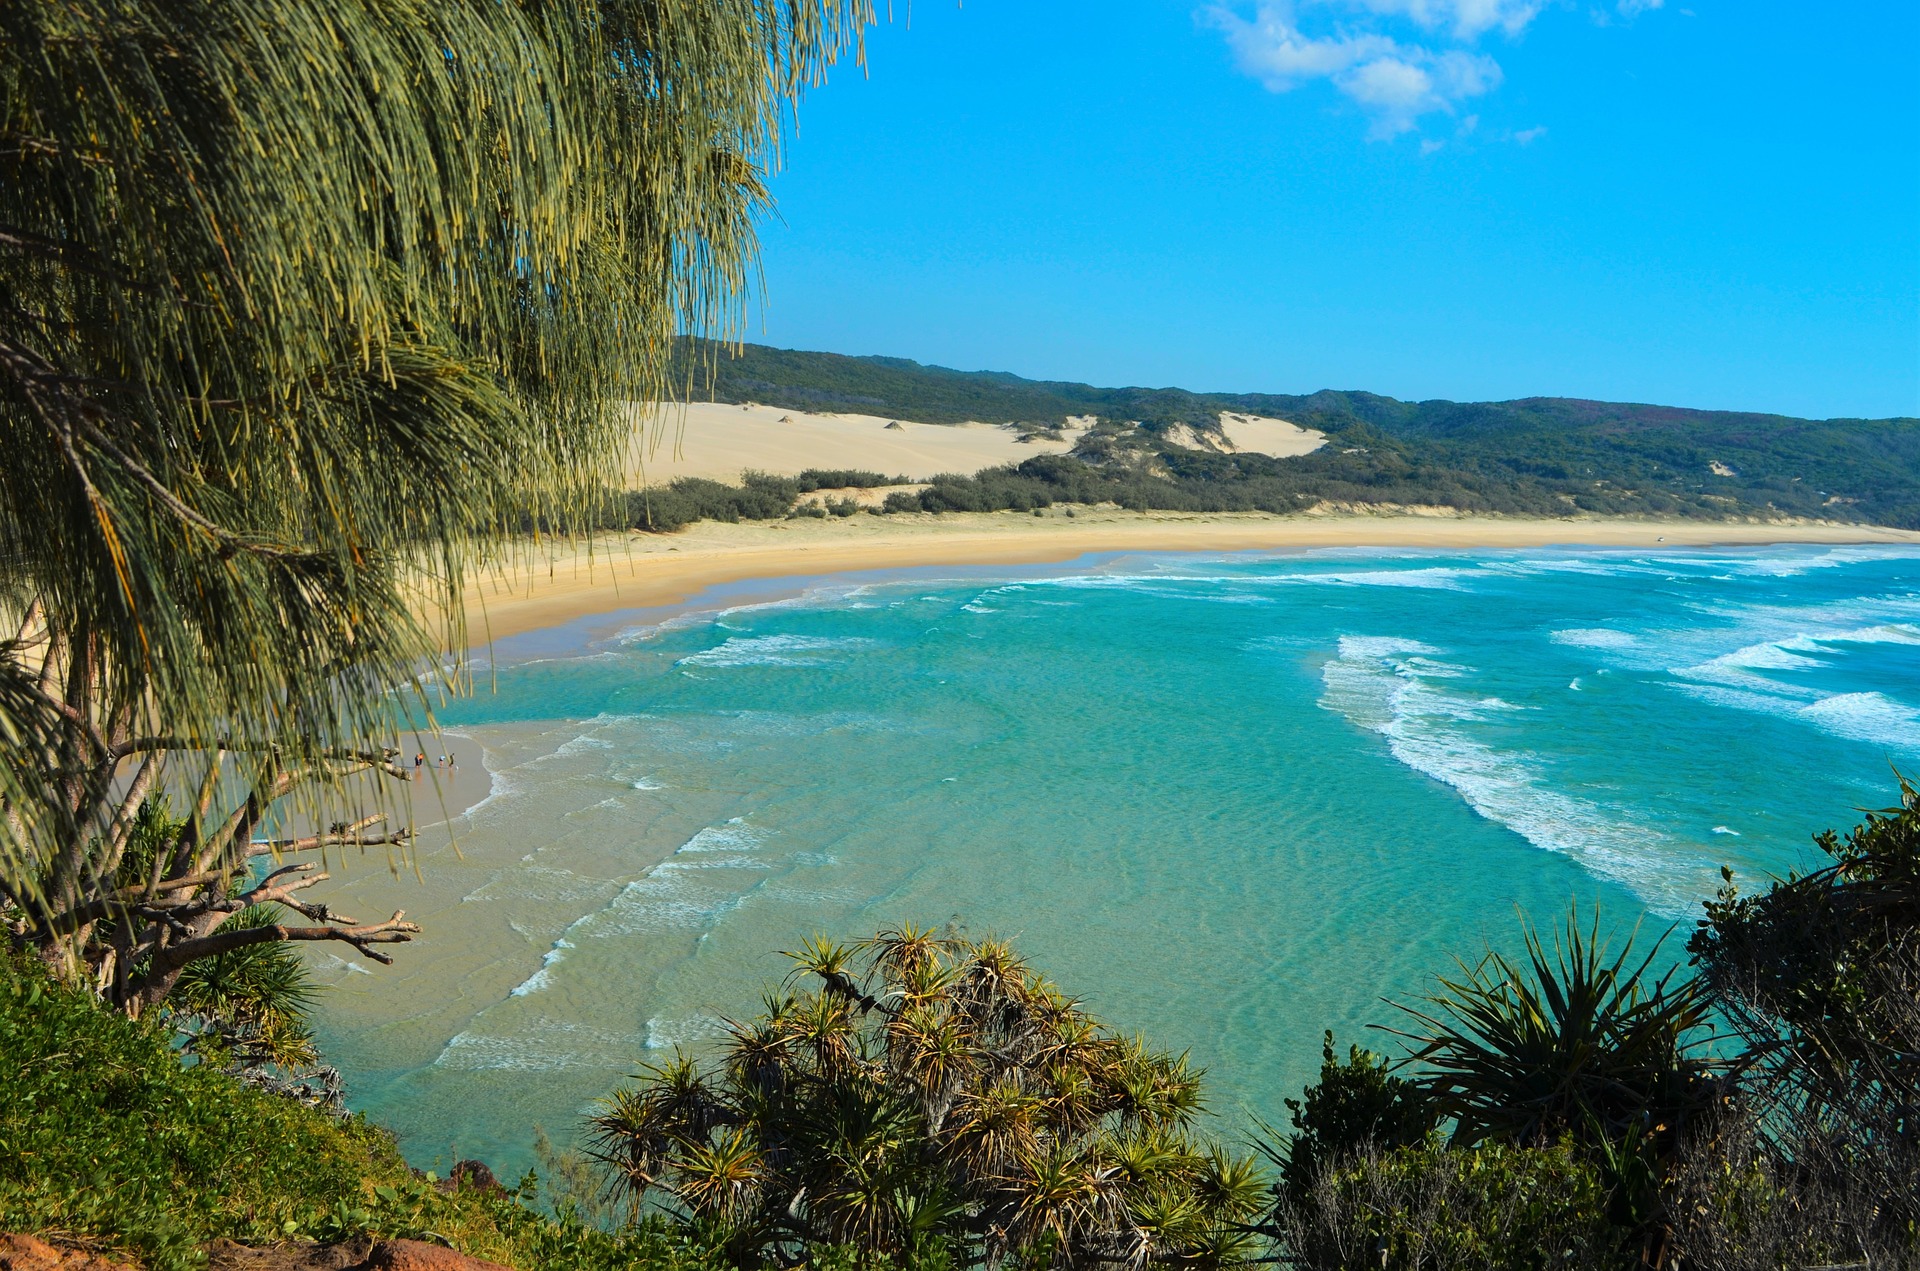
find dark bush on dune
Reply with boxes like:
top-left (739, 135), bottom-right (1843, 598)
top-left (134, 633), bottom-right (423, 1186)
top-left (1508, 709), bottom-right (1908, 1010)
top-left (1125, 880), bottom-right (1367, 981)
top-left (795, 469), bottom-right (905, 491)
top-left (626, 472), bottom-right (802, 531)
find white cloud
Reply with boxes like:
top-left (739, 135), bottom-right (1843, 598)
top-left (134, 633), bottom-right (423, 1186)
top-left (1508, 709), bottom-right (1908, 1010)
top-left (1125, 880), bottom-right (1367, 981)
top-left (1343, 0), bottom-right (1544, 40)
top-left (1512, 124), bottom-right (1548, 144)
top-left (1206, 3), bottom-right (1503, 137)
top-left (1208, 0), bottom-right (1659, 142)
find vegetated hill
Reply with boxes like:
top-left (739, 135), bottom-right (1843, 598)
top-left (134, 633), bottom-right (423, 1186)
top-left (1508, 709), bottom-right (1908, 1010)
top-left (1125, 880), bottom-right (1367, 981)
top-left (674, 339), bottom-right (1920, 528)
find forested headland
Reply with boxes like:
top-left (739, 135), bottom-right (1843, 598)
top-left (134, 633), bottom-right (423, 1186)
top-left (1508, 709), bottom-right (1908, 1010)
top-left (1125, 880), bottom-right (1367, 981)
top-left (647, 339), bottom-right (1920, 529)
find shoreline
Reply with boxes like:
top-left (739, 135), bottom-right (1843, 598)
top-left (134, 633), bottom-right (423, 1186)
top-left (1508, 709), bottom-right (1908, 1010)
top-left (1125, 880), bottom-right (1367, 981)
top-left (454, 509), bottom-right (1920, 647)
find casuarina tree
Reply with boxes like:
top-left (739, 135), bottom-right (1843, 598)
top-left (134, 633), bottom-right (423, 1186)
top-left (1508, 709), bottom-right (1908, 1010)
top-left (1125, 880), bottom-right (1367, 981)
top-left (0, 0), bottom-right (872, 1006)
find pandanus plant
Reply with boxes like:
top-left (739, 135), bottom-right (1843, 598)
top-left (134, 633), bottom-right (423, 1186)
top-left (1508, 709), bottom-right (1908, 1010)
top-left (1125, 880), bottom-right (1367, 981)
top-left (589, 925), bottom-right (1266, 1268)
top-left (1383, 906), bottom-right (1720, 1265)
top-left (1387, 906), bottom-right (1718, 1153)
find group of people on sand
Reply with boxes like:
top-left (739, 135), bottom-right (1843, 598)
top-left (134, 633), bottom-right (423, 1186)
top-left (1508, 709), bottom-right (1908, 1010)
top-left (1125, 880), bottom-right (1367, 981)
top-left (411, 750), bottom-right (457, 777)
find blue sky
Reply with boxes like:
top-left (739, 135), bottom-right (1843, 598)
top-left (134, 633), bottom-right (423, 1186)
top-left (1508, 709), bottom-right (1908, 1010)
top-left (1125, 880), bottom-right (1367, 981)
top-left (746, 1), bottom-right (1919, 419)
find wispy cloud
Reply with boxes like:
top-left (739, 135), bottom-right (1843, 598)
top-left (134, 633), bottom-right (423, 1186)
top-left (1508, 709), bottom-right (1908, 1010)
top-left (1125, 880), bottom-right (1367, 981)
top-left (1206, 0), bottom-right (1657, 141)
top-left (1204, 4), bottom-right (1502, 137)
top-left (1339, 0), bottom-right (1544, 40)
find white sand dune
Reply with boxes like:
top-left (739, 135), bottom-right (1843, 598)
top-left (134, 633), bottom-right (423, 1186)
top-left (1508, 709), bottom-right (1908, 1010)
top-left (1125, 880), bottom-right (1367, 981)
top-left (1218, 411), bottom-right (1325, 457)
top-left (626, 402), bottom-right (1077, 485)
top-left (624, 402), bottom-right (1326, 486)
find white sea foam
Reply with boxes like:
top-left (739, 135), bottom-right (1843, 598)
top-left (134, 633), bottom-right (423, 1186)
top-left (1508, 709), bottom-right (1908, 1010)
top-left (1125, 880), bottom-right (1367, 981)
top-left (680, 820), bottom-right (760, 852)
top-left (503, 819), bottom-right (771, 997)
top-left (1826, 622), bottom-right (1920, 646)
top-left (1486, 557), bottom-right (1667, 580)
top-left (459, 764), bottom-right (520, 821)
top-left (436, 1033), bottom-right (586, 1071)
top-left (510, 938), bottom-right (574, 997)
top-left (550, 733), bottom-right (616, 757)
top-left (1283, 567), bottom-right (1474, 591)
top-left (612, 607), bottom-right (734, 646)
top-left (1552, 628), bottom-right (1639, 649)
top-left (1713, 826), bottom-right (1740, 836)
top-left (608, 584), bottom-right (882, 647)
top-left (1702, 546), bottom-right (1920, 577)
top-left (1676, 637), bottom-right (1829, 697)
top-left (1661, 615), bottom-right (1920, 753)
top-left (677, 634), bottom-right (875, 668)
top-left (1798, 692), bottom-right (1920, 749)
top-left (461, 866), bottom-right (607, 907)
top-left (644, 1014), bottom-right (725, 1051)
top-left (1024, 563), bottom-right (1472, 597)
top-left (1320, 636), bottom-right (1707, 912)
top-left (434, 1020), bottom-right (640, 1071)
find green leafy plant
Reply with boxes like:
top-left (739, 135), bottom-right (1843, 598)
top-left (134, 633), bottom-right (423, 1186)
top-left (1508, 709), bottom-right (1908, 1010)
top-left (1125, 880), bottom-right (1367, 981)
top-left (1271, 1138), bottom-right (1628, 1271)
top-left (1268, 1031), bottom-right (1439, 1202)
top-left (1684, 775), bottom-right (1920, 1263)
top-left (0, 950), bottom-right (731, 1270)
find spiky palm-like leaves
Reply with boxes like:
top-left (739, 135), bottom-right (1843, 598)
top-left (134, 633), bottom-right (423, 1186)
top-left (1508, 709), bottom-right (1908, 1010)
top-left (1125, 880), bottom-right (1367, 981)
top-left (1379, 908), bottom-right (1718, 1267)
top-left (172, 904), bottom-right (322, 1069)
top-left (589, 927), bottom-right (1264, 1268)
top-left (1389, 907), bottom-right (1716, 1154)
top-left (0, 0), bottom-right (871, 1002)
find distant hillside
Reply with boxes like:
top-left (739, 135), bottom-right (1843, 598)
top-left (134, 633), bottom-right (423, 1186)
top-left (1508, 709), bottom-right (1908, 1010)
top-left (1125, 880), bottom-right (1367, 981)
top-left (672, 340), bottom-right (1920, 528)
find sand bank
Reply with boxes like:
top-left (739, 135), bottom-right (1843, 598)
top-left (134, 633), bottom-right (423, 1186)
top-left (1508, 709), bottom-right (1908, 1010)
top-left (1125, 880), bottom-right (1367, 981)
top-left (458, 510), bottom-right (1920, 647)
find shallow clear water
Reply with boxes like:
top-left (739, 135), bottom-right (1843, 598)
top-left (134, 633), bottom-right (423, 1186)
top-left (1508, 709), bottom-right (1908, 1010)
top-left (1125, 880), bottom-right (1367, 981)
top-left (308, 544), bottom-right (1920, 1174)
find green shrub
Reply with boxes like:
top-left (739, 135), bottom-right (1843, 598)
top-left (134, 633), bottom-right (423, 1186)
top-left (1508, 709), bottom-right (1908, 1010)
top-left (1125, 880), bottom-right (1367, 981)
top-left (625, 473), bottom-right (800, 531)
top-left (0, 954), bottom-right (400, 1267)
top-left (0, 954), bottom-right (710, 1271)
top-left (1275, 1140), bottom-right (1628, 1271)
top-left (795, 470), bottom-right (903, 491)
top-left (1272, 1032), bottom-right (1438, 1201)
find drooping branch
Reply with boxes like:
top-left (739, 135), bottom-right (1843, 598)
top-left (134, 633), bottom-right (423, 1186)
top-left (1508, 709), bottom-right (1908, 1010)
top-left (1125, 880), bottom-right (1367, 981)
top-left (74, 418), bottom-right (323, 563)
top-left (248, 813), bottom-right (412, 856)
top-left (143, 909), bottom-right (420, 984)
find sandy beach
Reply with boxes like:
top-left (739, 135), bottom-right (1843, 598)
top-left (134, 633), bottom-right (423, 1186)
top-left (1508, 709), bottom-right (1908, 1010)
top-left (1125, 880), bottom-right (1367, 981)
top-left (455, 508), bottom-right (1920, 647)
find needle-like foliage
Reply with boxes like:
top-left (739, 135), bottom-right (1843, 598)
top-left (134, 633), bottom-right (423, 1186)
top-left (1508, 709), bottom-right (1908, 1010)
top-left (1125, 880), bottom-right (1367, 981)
top-left (0, 0), bottom-right (871, 996)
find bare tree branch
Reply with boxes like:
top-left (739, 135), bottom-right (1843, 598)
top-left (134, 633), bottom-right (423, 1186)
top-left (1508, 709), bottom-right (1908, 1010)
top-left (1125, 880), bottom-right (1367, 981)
top-left (154, 910), bottom-right (419, 970)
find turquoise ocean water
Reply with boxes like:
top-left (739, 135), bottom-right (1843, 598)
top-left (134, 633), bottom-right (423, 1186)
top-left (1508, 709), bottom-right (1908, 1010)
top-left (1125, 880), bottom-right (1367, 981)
top-left (309, 545), bottom-right (1920, 1173)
